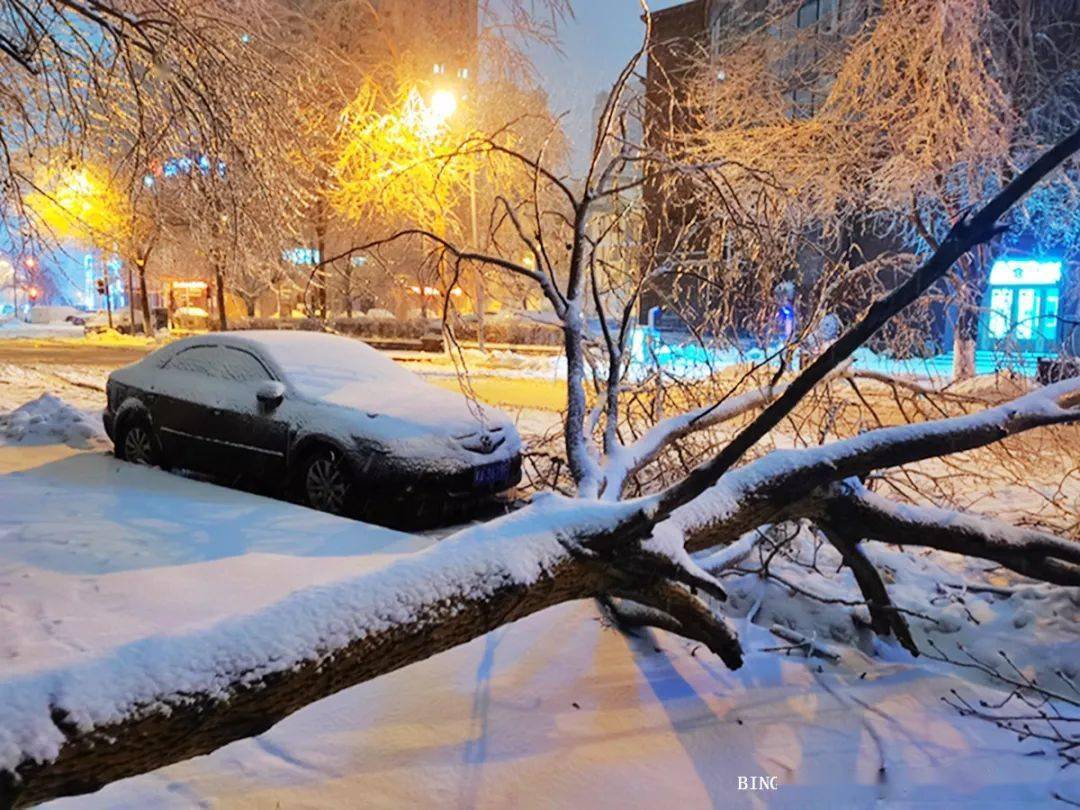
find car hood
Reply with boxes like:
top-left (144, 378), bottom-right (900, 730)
top-left (317, 379), bottom-right (521, 461)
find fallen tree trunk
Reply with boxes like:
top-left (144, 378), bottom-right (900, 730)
top-left (0, 497), bottom-right (733, 808)
top-left (0, 502), bottom-right (613, 806)
top-left (4, 377), bottom-right (1078, 808)
top-left (4, 558), bottom-right (602, 807)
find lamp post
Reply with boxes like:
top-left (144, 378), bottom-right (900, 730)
top-left (427, 87), bottom-right (484, 348)
top-left (469, 166), bottom-right (484, 349)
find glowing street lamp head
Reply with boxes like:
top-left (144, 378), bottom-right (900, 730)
top-left (429, 89), bottom-right (457, 125)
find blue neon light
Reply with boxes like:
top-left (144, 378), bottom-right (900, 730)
top-left (989, 259), bottom-right (1062, 286)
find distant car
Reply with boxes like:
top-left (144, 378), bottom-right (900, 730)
top-left (103, 331), bottom-right (523, 523)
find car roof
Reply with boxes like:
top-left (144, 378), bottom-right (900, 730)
top-left (161, 330), bottom-right (346, 354)
top-left (154, 331), bottom-right (414, 385)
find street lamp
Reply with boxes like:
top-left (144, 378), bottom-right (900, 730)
top-left (429, 89), bottom-right (458, 127)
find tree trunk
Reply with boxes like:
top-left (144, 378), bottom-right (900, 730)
top-left (952, 316), bottom-right (977, 379)
top-left (476, 273), bottom-right (486, 349)
top-left (562, 308), bottom-right (598, 496)
top-left (214, 263), bottom-right (228, 331)
top-left (343, 264), bottom-right (352, 318)
top-left (137, 265), bottom-right (153, 336)
top-left (952, 256), bottom-right (985, 380)
top-left (315, 204), bottom-right (328, 321)
top-left (126, 265), bottom-right (137, 335)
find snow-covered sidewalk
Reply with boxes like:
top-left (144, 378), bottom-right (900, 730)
top-left (0, 391), bottom-right (1076, 807)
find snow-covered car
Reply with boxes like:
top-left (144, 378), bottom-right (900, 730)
top-left (103, 331), bottom-right (523, 522)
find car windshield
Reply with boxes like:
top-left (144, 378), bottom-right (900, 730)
top-left (250, 333), bottom-right (417, 399)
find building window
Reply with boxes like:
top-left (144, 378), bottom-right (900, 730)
top-left (791, 87), bottom-right (818, 118)
top-left (981, 259), bottom-right (1064, 351)
top-left (797, 0), bottom-right (820, 29)
top-left (796, 0), bottom-right (836, 30)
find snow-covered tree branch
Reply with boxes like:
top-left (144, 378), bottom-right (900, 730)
top-left (818, 479), bottom-right (1080, 587)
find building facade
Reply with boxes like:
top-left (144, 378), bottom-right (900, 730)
top-left (641, 0), bottom-right (1080, 361)
top-left (639, 1), bottom-right (711, 323)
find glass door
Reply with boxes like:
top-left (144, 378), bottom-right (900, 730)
top-left (980, 285), bottom-right (1060, 354)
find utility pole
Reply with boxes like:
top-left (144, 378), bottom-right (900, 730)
top-left (102, 260), bottom-right (114, 330)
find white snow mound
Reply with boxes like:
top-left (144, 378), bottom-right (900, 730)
top-left (0, 394), bottom-right (104, 447)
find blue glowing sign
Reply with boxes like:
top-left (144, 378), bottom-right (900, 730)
top-left (989, 259), bottom-right (1062, 287)
top-left (282, 247), bottom-right (320, 265)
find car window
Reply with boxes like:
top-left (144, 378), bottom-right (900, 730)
top-left (164, 345), bottom-right (271, 382)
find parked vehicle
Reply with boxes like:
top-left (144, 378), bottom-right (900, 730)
top-left (103, 331), bottom-right (523, 525)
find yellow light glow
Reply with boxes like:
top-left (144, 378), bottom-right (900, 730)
top-left (429, 90), bottom-right (457, 126)
top-left (26, 163), bottom-right (130, 249)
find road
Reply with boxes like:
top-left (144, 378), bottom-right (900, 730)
top-left (0, 339), bottom-right (151, 367)
top-left (0, 337), bottom-right (569, 413)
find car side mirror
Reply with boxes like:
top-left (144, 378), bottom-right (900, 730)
top-left (256, 380), bottom-right (286, 408)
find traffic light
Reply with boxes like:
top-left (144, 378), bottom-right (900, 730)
top-left (95, 278), bottom-right (107, 295)
top-left (27, 286), bottom-right (39, 302)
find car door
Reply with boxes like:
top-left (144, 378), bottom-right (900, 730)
top-left (207, 346), bottom-right (289, 481)
top-left (155, 344), bottom-right (289, 478)
top-left (154, 344), bottom-right (236, 472)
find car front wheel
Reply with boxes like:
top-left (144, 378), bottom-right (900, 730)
top-left (116, 417), bottom-right (160, 467)
top-left (300, 448), bottom-right (355, 516)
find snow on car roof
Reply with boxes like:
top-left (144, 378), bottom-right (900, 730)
top-left (218, 330), bottom-right (419, 397)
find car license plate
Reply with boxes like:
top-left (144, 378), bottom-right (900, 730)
top-left (474, 459), bottom-right (510, 487)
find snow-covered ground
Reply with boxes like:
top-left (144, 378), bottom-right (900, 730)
top-left (0, 320), bottom-right (85, 340)
top-left (0, 365), bottom-right (1077, 807)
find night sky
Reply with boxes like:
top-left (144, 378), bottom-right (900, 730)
top-left (525, 0), bottom-right (685, 176)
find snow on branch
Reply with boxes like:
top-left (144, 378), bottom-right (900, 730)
top-left (601, 382), bottom-right (781, 499)
top-left (822, 480), bottom-right (1080, 587)
top-left (599, 362), bottom-right (939, 500)
top-left (667, 376), bottom-right (1080, 553)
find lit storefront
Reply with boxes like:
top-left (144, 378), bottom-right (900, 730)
top-left (979, 259), bottom-right (1064, 355)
